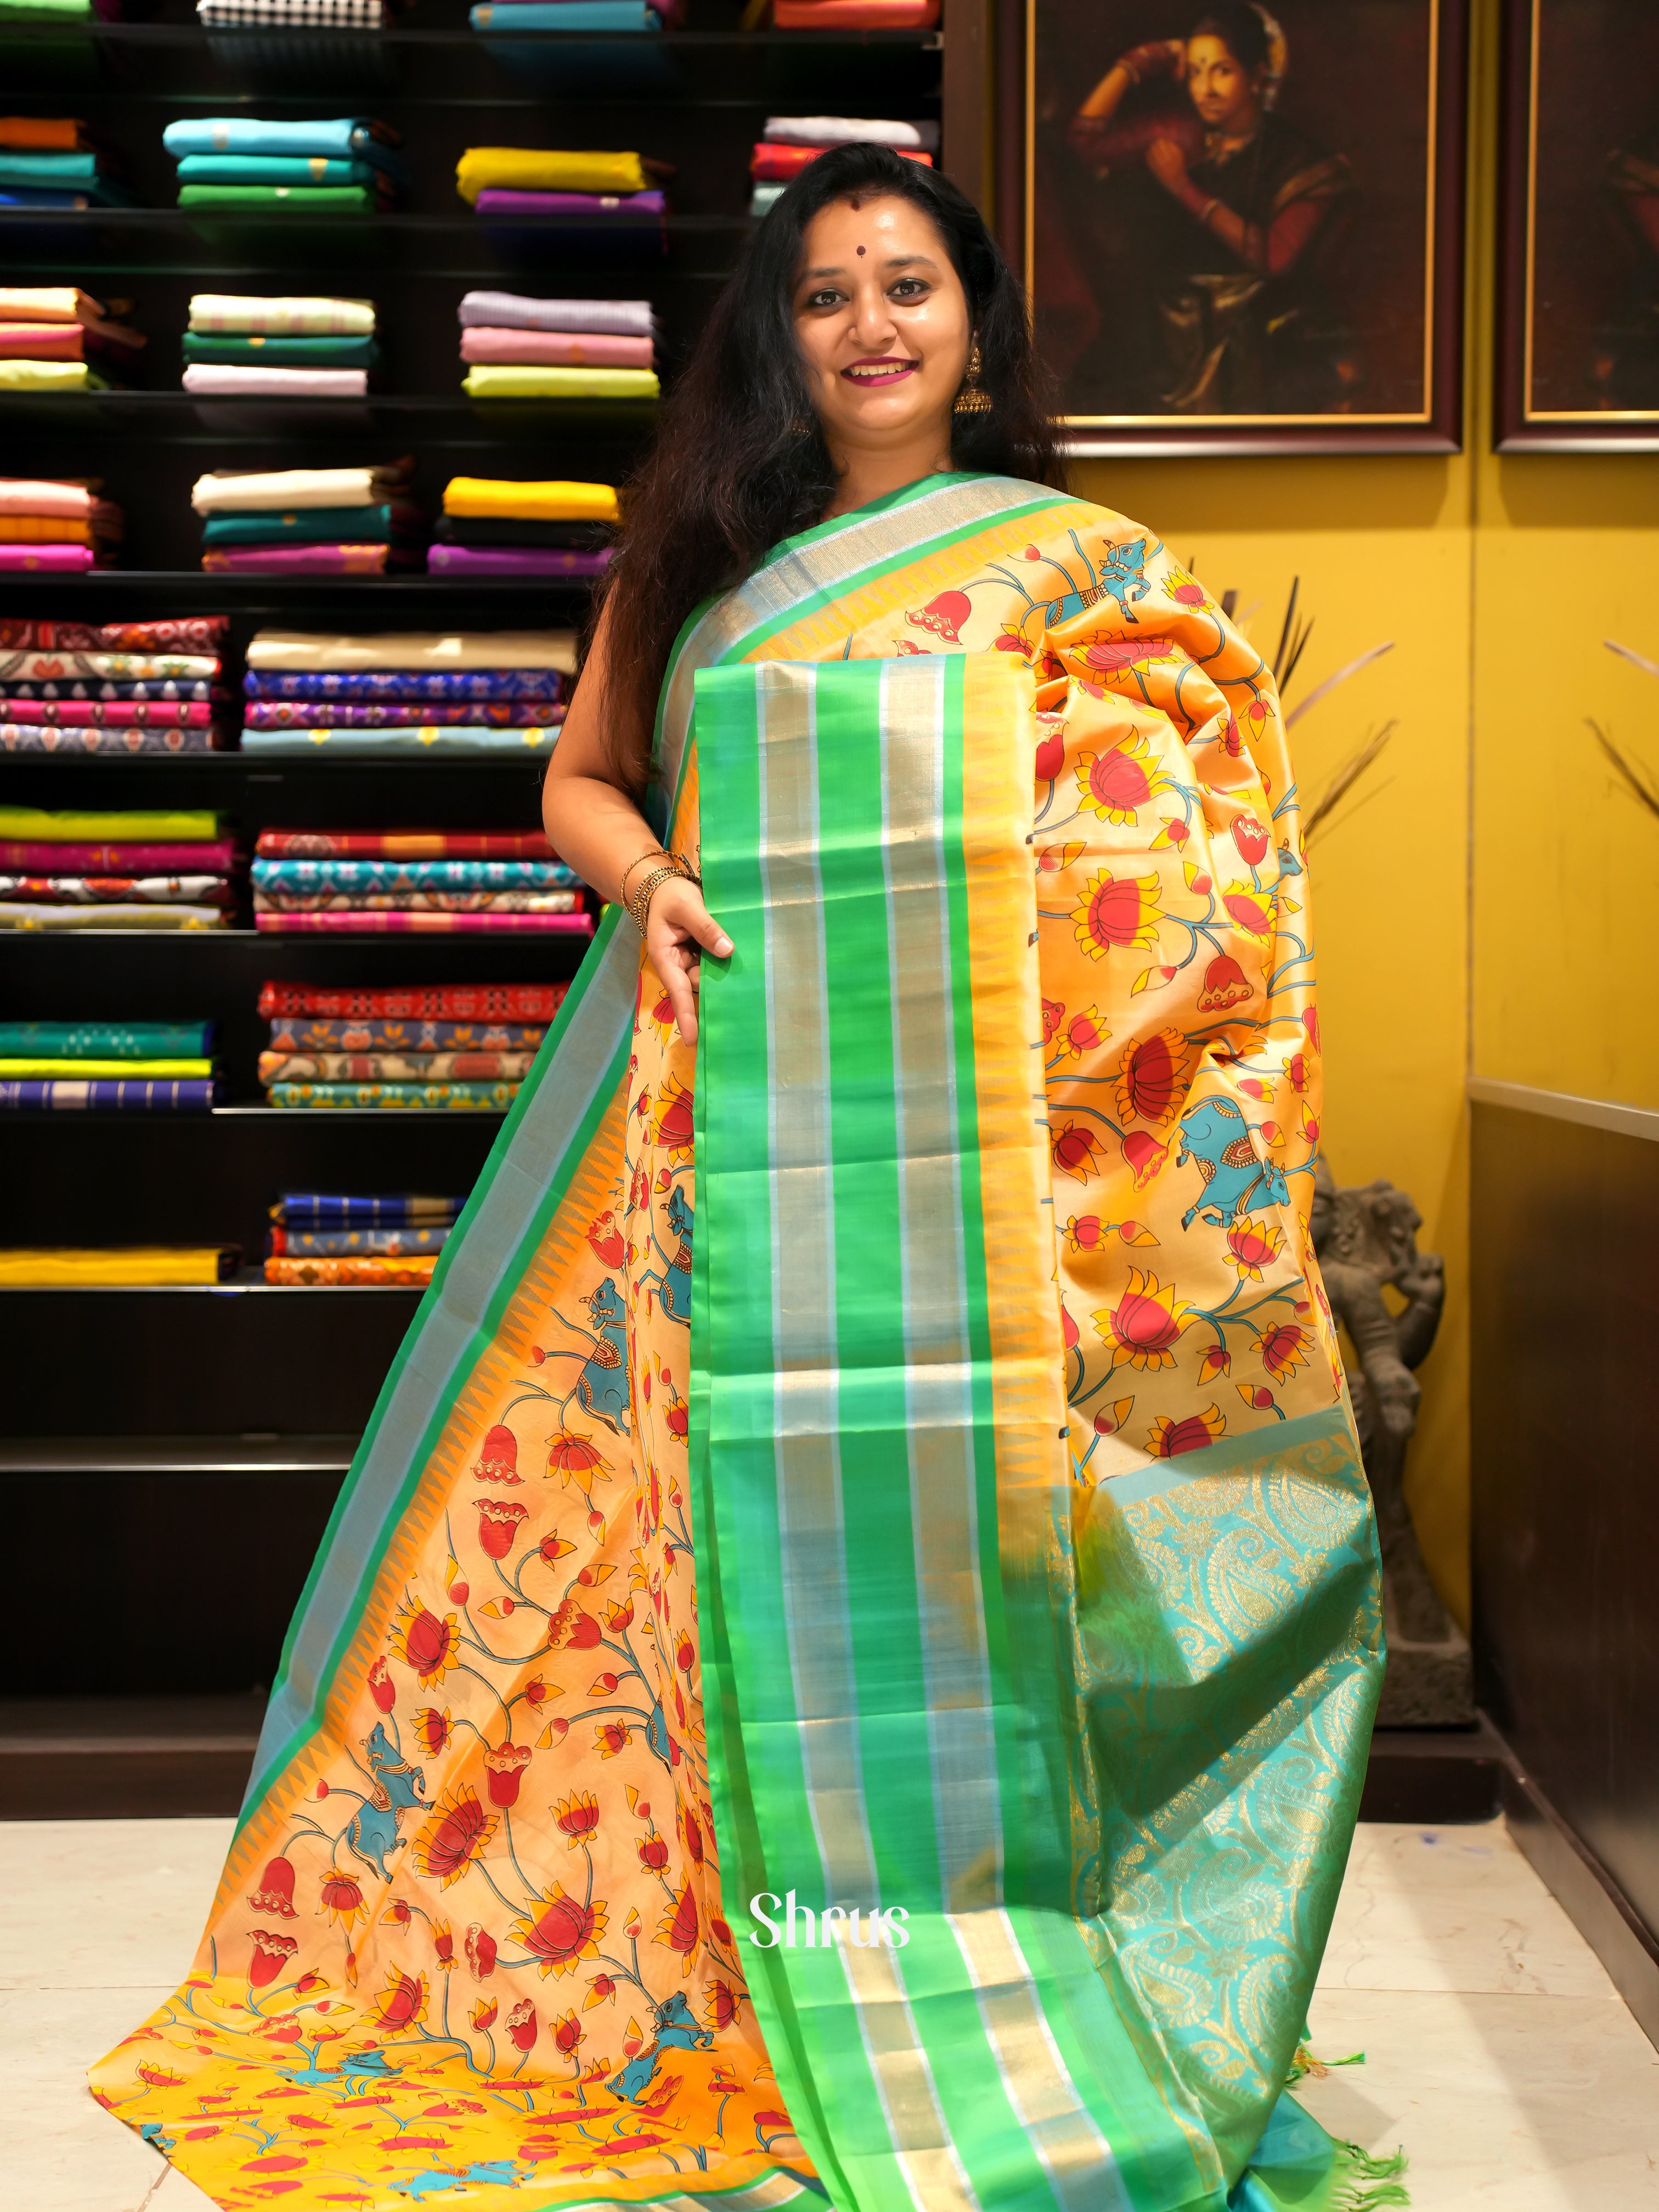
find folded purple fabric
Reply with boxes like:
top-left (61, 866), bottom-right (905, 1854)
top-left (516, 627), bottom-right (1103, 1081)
top-left (0, 546), bottom-right (98, 573)
top-left (473, 189), bottom-right (666, 216)
top-left (425, 545), bottom-right (612, 578)
top-left (201, 545), bottom-right (398, 575)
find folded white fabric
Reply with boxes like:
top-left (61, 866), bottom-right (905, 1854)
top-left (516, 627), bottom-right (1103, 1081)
top-left (199, 0), bottom-right (386, 18)
top-left (246, 628), bottom-right (578, 672)
top-left (456, 291), bottom-right (655, 338)
top-left (762, 117), bottom-right (940, 151)
top-left (183, 365), bottom-right (370, 397)
top-left (191, 466), bottom-right (403, 514)
top-left (188, 294), bottom-right (376, 336)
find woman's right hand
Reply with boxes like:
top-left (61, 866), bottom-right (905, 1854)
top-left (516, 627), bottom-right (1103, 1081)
top-left (643, 873), bottom-right (734, 1047)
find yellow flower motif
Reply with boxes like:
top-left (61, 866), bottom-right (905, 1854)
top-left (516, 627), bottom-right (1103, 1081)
top-left (1093, 1270), bottom-right (1198, 1372)
top-left (388, 1592), bottom-right (459, 1688)
top-left (1071, 868), bottom-right (1163, 961)
top-left (1147, 1404), bottom-right (1227, 1458)
top-left (1075, 736), bottom-right (1168, 827)
top-left (1161, 560), bottom-right (1210, 611)
top-left (1224, 1216), bottom-right (1284, 1282)
top-left (413, 1785), bottom-right (499, 1890)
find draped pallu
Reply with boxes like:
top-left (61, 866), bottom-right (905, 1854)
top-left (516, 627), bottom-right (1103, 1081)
top-left (93, 474), bottom-right (1396, 2212)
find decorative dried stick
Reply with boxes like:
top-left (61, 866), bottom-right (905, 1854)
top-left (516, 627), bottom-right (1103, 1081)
top-left (1284, 640), bottom-right (1395, 731)
top-left (1605, 637), bottom-right (1659, 680)
top-left (1588, 719), bottom-right (1659, 822)
top-left (1304, 721), bottom-right (1398, 846)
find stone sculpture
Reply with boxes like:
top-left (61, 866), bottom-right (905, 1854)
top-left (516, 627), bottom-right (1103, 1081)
top-left (1311, 1158), bottom-right (1472, 1725)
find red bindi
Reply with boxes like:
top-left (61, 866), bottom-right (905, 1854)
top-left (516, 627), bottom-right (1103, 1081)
top-left (856, 245), bottom-right (866, 257)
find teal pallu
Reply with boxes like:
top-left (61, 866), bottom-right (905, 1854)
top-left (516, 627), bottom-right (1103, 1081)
top-left (690, 655), bottom-right (1393, 2212)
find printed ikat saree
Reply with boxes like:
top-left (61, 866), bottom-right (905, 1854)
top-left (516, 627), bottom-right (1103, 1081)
top-left (93, 473), bottom-right (1398, 2212)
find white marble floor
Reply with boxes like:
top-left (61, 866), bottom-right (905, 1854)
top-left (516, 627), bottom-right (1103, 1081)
top-left (4, 1816), bottom-right (1656, 2210)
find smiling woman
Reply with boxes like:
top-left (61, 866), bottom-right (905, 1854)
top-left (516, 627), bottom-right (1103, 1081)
top-left (94, 138), bottom-right (1401, 2212)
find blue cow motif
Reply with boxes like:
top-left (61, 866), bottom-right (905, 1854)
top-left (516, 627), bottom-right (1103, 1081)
top-left (1096, 537), bottom-right (1152, 623)
top-left (1177, 1096), bottom-right (1290, 1229)
top-left (608, 1992), bottom-right (715, 2103)
top-left (641, 1186), bottom-right (692, 1326)
top-left (343, 1722), bottom-right (426, 1881)
top-left (574, 1276), bottom-right (630, 1432)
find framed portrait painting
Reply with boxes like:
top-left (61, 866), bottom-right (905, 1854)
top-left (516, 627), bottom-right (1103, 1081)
top-left (1498, 0), bottom-right (1659, 449)
top-left (1024, 0), bottom-right (1469, 453)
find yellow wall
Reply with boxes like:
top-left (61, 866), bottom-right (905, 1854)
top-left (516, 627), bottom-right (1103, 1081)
top-left (1059, 0), bottom-right (1659, 1628)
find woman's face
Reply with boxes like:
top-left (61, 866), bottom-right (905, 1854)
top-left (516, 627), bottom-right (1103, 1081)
top-left (1184, 34), bottom-right (1263, 132)
top-left (792, 192), bottom-right (972, 457)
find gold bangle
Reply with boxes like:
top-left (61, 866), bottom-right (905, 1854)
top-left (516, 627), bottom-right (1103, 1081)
top-left (618, 845), bottom-right (671, 909)
top-left (627, 859), bottom-right (689, 936)
top-left (1198, 196), bottom-right (1220, 223)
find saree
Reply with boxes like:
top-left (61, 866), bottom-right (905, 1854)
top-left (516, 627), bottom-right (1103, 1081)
top-left (93, 473), bottom-right (1394, 2212)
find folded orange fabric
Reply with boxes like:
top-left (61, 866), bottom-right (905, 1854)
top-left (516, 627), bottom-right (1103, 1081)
top-left (751, 141), bottom-right (933, 180)
top-left (0, 287), bottom-right (106, 326)
top-left (0, 118), bottom-right (86, 152)
top-left (0, 517), bottom-right (98, 545)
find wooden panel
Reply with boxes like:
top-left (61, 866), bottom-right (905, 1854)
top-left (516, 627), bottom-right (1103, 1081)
top-left (1471, 1101), bottom-right (1659, 1943)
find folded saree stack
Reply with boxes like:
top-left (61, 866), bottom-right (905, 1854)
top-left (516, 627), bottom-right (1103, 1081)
top-left (0, 477), bottom-right (121, 572)
top-left (0, 805), bottom-right (236, 926)
top-left (191, 462), bottom-right (421, 574)
top-left (749, 114), bottom-right (936, 216)
top-left (0, 616), bottom-right (233, 748)
top-left (0, 115), bottom-right (134, 209)
top-left (455, 146), bottom-right (667, 253)
top-left (0, 283), bottom-right (145, 391)
top-left (432, 474), bottom-right (618, 578)
top-left (254, 826), bottom-right (586, 943)
top-left (0, 1246), bottom-right (237, 1284)
top-left (0, 1018), bottom-right (220, 1109)
top-left (163, 116), bottom-right (407, 217)
top-left (455, 290), bottom-right (657, 407)
top-left (264, 1188), bottom-right (466, 1283)
top-left (240, 623), bottom-right (573, 751)
top-left (258, 977), bottom-right (563, 1109)
top-left (182, 292), bottom-right (382, 399)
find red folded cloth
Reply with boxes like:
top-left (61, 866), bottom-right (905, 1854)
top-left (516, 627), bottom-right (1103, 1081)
top-left (259, 980), bottom-right (563, 1018)
top-left (772, 0), bottom-right (939, 22)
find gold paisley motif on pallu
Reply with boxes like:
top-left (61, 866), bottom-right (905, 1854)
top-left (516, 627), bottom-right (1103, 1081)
top-left (93, 474), bottom-right (1402, 2212)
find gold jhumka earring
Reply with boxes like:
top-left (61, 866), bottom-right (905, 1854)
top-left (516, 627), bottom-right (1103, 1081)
top-left (953, 339), bottom-right (992, 415)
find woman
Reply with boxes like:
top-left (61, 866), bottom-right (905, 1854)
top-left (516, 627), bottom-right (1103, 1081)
top-left (93, 145), bottom-right (1401, 2212)
top-left (1068, 2), bottom-right (1358, 413)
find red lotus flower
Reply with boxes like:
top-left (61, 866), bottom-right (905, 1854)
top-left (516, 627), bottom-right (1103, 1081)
top-left (478, 1499), bottom-right (528, 1560)
top-left (391, 1594), bottom-right (459, 1688)
top-left (754, 2111), bottom-right (794, 2136)
top-left (368, 1656), bottom-right (396, 1713)
top-left (555, 1790), bottom-right (600, 1847)
top-left (584, 1973), bottom-right (618, 2010)
top-left (506, 1999), bottom-right (538, 2052)
top-left (552, 2010), bottom-right (583, 2056)
top-left (653, 1073), bottom-right (695, 1160)
top-left (1200, 1344), bottom-right (1232, 1381)
top-left (657, 1881), bottom-right (699, 1967)
top-left (483, 1741), bottom-right (532, 1808)
top-left (586, 1210), bottom-right (625, 1269)
top-left (1082, 635), bottom-right (1172, 672)
top-left (248, 1929), bottom-right (298, 1988)
top-left (604, 1599), bottom-right (634, 1630)
top-left (1231, 814), bottom-right (1271, 865)
top-left (637, 1832), bottom-right (669, 1870)
top-left (433, 1921), bottom-right (455, 1968)
top-left (1073, 869), bottom-right (1162, 958)
top-left (1148, 1407), bottom-right (1226, 1457)
top-left (706, 1979), bottom-right (745, 2031)
top-left (383, 1898), bottom-right (413, 1927)
top-left (1222, 884), bottom-right (1273, 940)
top-left (414, 1785), bottom-right (499, 1888)
top-left (1060, 1298), bottom-right (1079, 1350)
top-left (1226, 1218), bottom-right (1283, 1281)
top-left (319, 1868), bottom-right (365, 1929)
top-left (1256, 1322), bottom-right (1311, 1382)
top-left (680, 1805), bottom-right (704, 1866)
top-left (665, 1400), bottom-right (689, 1440)
top-left (471, 1997), bottom-right (498, 2030)
top-left (1050, 1118), bottom-right (1102, 1184)
top-left (474, 1423), bottom-right (520, 1486)
top-left (548, 1604), bottom-right (602, 1650)
top-left (1121, 1130), bottom-right (1170, 1190)
top-left (249, 1857), bottom-right (297, 1918)
top-left (1303, 1007), bottom-right (1322, 1053)
top-left (1197, 954), bottom-right (1253, 1014)
top-left (522, 1677), bottom-right (549, 1709)
top-left (546, 1431), bottom-right (607, 1479)
top-left (1116, 1030), bottom-right (1189, 1127)
top-left (1098, 1271), bottom-right (1196, 1372)
top-left (1035, 721), bottom-right (1066, 782)
top-left (674, 1630), bottom-right (695, 1674)
top-left (1064, 1214), bottom-right (1103, 1254)
top-left (1286, 1051), bottom-right (1309, 1094)
top-left (414, 1707), bottom-right (451, 1757)
top-left (465, 1923), bottom-right (497, 1980)
top-left (1062, 1005), bottom-right (1109, 1060)
top-left (514, 1883), bottom-right (606, 1978)
top-left (596, 1721), bottom-right (630, 1758)
top-left (1080, 745), bottom-right (1154, 823)
top-left (907, 588), bottom-right (972, 644)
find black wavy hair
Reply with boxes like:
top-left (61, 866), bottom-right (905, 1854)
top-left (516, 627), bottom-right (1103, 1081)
top-left (592, 141), bottom-right (1064, 785)
top-left (1190, 1), bottom-right (1273, 73)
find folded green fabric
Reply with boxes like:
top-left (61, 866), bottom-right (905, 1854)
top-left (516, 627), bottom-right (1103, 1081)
top-left (0, 0), bottom-right (93, 16)
top-left (461, 364), bottom-right (659, 400)
top-left (182, 334), bottom-right (380, 368)
top-left (176, 156), bottom-right (383, 189)
top-left (0, 152), bottom-right (101, 188)
top-left (202, 505), bottom-right (398, 548)
top-left (178, 185), bottom-right (379, 212)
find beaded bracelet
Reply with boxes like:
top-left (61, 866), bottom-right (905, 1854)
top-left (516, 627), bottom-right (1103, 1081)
top-left (618, 845), bottom-right (672, 910)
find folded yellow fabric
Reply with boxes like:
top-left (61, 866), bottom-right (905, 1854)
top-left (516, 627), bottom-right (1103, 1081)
top-left (0, 1057), bottom-right (213, 1077)
top-left (461, 365), bottom-right (658, 402)
top-left (0, 808), bottom-right (220, 840)
top-left (0, 284), bottom-right (103, 323)
top-left (0, 1248), bottom-right (233, 1285)
top-left (0, 361), bottom-right (108, 392)
top-left (442, 477), bottom-right (620, 522)
top-left (454, 148), bottom-right (647, 204)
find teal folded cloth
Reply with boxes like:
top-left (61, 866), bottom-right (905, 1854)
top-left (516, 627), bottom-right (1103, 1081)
top-left (175, 155), bottom-right (383, 188)
top-left (161, 118), bottom-right (409, 185)
top-left (0, 1022), bottom-right (213, 1057)
top-left (182, 334), bottom-right (380, 368)
top-left (202, 505), bottom-right (403, 548)
top-left (0, 152), bottom-right (103, 189)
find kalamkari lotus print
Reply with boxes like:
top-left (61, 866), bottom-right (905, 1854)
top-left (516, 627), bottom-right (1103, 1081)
top-left (92, 474), bottom-right (1398, 2212)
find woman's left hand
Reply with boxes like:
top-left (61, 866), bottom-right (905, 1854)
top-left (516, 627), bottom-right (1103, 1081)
top-left (1146, 137), bottom-right (1190, 191)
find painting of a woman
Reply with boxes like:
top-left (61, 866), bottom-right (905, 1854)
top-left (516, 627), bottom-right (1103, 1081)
top-left (1062, 2), bottom-right (1358, 414)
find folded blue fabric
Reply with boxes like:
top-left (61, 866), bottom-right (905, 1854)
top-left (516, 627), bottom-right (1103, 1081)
top-left (470, 2), bottom-right (662, 24)
top-left (176, 155), bottom-right (383, 188)
top-left (161, 118), bottom-right (408, 183)
top-left (0, 152), bottom-right (102, 187)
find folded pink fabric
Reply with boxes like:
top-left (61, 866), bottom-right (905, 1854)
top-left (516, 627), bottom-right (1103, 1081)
top-left (0, 698), bottom-right (217, 727)
top-left (256, 910), bottom-right (594, 935)
top-left (0, 839), bottom-right (238, 871)
top-left (458, 328), bottom-right (653, 368)
top-left (0, 481), bottom-right (96, 520)
top-left (773, 0), bottom-right (937, 20)
top-left (0, 545), bottom-right (97, 572)
top-left (201, 544), bottom-right (392, 574)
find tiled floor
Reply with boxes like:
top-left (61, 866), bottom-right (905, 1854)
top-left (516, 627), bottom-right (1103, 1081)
top-left (5, 1817), bottom-right (1656, 2209)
